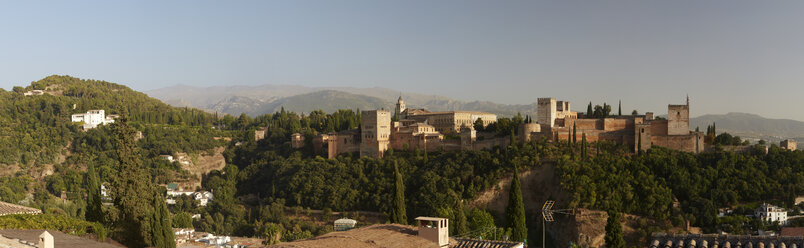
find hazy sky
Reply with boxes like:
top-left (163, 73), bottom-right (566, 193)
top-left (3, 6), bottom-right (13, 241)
top-left (2, 1), bottom-right (804, 120)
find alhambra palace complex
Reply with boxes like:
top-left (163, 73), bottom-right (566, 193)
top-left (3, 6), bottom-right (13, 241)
top-left (286, 96), bottom-right (707, 159)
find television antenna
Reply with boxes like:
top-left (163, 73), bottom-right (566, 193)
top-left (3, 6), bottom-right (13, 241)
top-left (541, 200), bottom-right (576, 247)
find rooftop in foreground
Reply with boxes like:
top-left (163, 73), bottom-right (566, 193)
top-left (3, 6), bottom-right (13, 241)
top-left (0, 201), bottom-right (42, 216)
top-left (0, 229), bottom-right (119, 248)
top-left (269, 224), bottom-right (446, 248)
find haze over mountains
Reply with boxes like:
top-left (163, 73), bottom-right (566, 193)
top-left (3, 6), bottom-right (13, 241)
top-left (146, 84), bottom-right (803, 145)
top-left (146, 84), bottom-right (539, 117)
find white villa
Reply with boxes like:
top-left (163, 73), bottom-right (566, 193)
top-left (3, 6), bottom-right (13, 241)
top-left (71, 109), bottom-right (116, 129)
top-left (194, 191), bottom-right (213, 207)
top-left (755, 203), bottom-right (788, 225)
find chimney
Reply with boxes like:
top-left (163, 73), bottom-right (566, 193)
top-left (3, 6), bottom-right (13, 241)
top-left (39, 231), bottom-right (54, 248)
top-left (416, 217), bottom-right (449, 247)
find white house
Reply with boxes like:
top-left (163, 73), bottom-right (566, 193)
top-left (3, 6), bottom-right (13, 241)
top-left (159, 155), bottom-right (175, 162)
top-left (71, 109), bottom-right (116, 129)
top-left (196, 233), bottom-right (230, 246)
top-left (166, 190), bottom-right (194, 198)
top-left (23, 90), bottom-right (44, 96)
top-left (194, 191), bottom-right (213, 207)
top-left (755, 203), bottom-right (788, 225)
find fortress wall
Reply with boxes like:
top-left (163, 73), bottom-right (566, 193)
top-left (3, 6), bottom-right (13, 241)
top-left (650, 120), bottom-right (669, 136)
top-left (603, 118), bottom-right (629, 132)
top-left (572, 119), bottom-right (601, 130)
top-left (651, 133), bottom-right (703, 153)
top-left (472, 137), bottom-right (510, 150)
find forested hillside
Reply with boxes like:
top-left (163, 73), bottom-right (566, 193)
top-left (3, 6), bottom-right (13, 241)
top-left (0, 75), bottom-right (246, 246)
top-left (0, 75), bottom-right (219, 166)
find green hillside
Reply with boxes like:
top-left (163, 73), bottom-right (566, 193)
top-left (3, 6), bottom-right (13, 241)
top-left (0, 75), bottom-right (220, 167)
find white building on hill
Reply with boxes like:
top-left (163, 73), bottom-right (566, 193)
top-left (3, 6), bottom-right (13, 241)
top-left (755, 203), bottom-right (788, 225)
top-left (71, 110), bottom-right (115, 129)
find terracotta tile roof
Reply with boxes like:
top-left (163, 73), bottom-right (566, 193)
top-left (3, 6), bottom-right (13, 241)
top-left (650, 233), bottom-right (804, 248)
top-left (453, 238), bottom-right (523, 248)
top-left (782, 227), bottom-right (804, 237)
top-left (0, 229), bottom-right (119, 248)
top-left (0, 201), bottom-right (42, 216)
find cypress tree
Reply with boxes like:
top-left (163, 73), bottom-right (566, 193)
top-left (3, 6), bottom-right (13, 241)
top-left (605, 211), bottom-right (625, 248)
top-left (567, 130), bottom-right (572, 148)
top-left (85, 163), bottom-right (103, 223)
top-left (587, 102), bottom-right (593, 116)
top-left (150, 188), bottom-right (176, 248)
top-left (713, 122), bottom-right (716, 134)
top-left (454, 203), bottom-right (468, 236)
top-left (505, 165), bottom-right (527, 242)
top-left (510, 128), bottom-right (516, 146)
top-left (112, 113), bottom-right (155, 248)
top-left (390, 161), bottom-right (407, 225)
top-left (637, 131), bottom-right (643, 155)
top-left (618, 100), bottom-right (622, 116)
top-left (572, 122), bottom-right (577, 146)
top-left (581, 133), bottom-right (587, 160)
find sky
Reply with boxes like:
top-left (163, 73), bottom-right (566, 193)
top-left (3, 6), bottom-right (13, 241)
top-left (1, 1), bottom-right (804, 120)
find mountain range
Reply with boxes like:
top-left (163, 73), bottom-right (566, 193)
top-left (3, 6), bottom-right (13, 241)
top-left (146, 84), bottom-right (803, 144)
top-left (145, 84), bottom-right (539, 117)
top-left (690, 112), bottom-right (804, 144)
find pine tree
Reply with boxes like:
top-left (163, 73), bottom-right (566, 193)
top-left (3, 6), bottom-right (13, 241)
top-left (505, 165), bottom-right (527, 242)
top-left (605, 211), bottom-right (625, 248)
top-left (390, 161), bottom-right (407, 225)
top-left (111, 113), bottom-right (155, 248)
top-left (85, 163), bottom-right (103, 223)
top-left (618, 100), bottom-right (622, 116)
top-left (587, 102), bottom-right (593, 116)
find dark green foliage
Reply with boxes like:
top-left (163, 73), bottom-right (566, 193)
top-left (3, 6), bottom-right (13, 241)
top-left (572, 122), bottom-right (577, 145)
top-left (482, 115), bottom-right (525, 137)
top-left (581, 133), bottom-right (587, 160)
top-left (85, 163), bottom-right (103, 223)
top-left (713, 132), bottom-right (747, 146)
top-left (390, 161), bottom-right (408, 225)
top-left (618, 100), bottom-right (622, 116)
top-left (637, 132), bottom-right (642, 155)
top-left (560, 144), bottom-right (804, 232)
top-left (453, 204), bottom-right (468, 236)
top-left (505, 165), bottom-right (527, 242)
top-left (467, 208), bottom-right (510, 240)
top-left (473, 118), bottom-right (485, 132)
top-left (0, 174), bottom-right (32, 203)
top-left (605, 211), bottom-right (625, 248)
top-left (150, 189), bottom-right (175, 248)
top-left (111, 116), bottom-right (155, 248)
top-left (589, 103), bottom-right (613, 118)
top-left (587, 102), bottom-right (593, 116)
top-left (0, 214), bottom-right (106, 240)
top-left (172, 212), bottom-right (194, 228)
